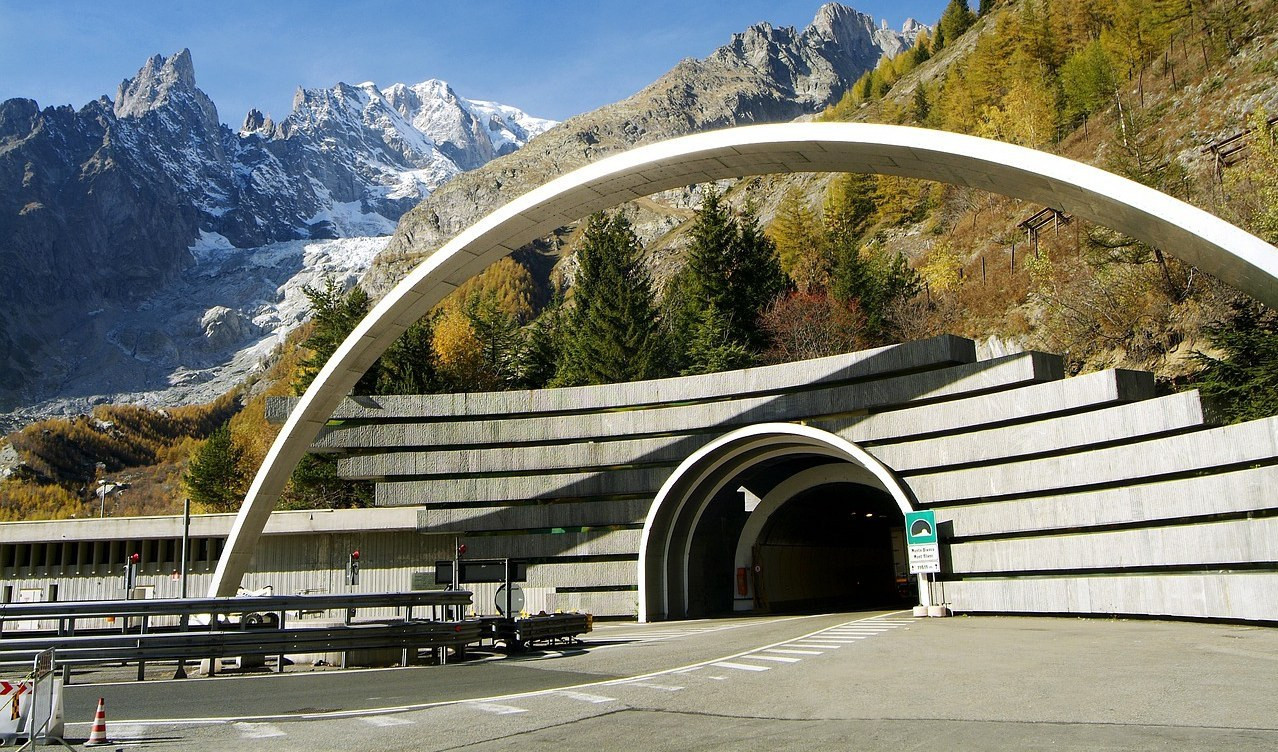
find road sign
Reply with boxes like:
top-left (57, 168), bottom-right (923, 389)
top-left (905, 510), bottom-right (940, 574)
top-left (435, 559), bottom-right (528, 585)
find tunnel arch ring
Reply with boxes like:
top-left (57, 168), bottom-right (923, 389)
top-left (210, 121), bottom-right (1278, 597)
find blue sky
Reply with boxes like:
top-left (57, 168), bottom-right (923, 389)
top-left (0, 1), bottom-right (951, 125)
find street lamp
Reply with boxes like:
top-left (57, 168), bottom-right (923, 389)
top-left (97, 478), bottom-right (123, 518)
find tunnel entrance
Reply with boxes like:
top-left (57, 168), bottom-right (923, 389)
top-left (639, 424), bottom-right (922, 622)
top-left (750, 483), bottom-right (908, 613)
top-left (682, 457), bottom-right (911, 618)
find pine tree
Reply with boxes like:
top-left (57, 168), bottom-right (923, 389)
top-left (979, 0), bottom-right (996, 16)
top-left (293, 278), bottom-right (379, 395)
top-left (1191, 301), bottom-right (1278, 423)
top-left (183, 424), bottom-right (245, 512)
top-left (376, 318), bottom-right (437, 394)
top-left (938, 0), bottom-right (977, 49)
top-left (681, 305), bottom-right (754, 376)
top-left (685, 190), bottom-right (789, 352)
top-left (520, 296), bottom-right (564, 388)
top-left (469, 294), bottom-right (526, 390)
top-left (555, 212), bottom-right (665, 386)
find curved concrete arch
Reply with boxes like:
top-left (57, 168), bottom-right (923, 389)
top-left (637, 422), bottom-right (917, 621)
top-left (210, 122), bottom-right (1278, 597)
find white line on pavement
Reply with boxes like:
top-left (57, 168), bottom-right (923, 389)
top-left (88, 611), bottom-right (910, 727)
top-left (234, 722), bottom-right (286, 739)
top-left (746, 654), bottom-right (801, 663)
top-left (712, 661), bottom-right (771, 672)
top-left (360, 715), bottom-right (415, 727)
top-left (555, 690), bottom-right (617, 704)
top-left (624, 681), bottom-right (684, 691)
top-left (469, 703), bottom-right (528, 715)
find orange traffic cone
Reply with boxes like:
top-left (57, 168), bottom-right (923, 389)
top-left (84, 697), bottom-right (110, 746)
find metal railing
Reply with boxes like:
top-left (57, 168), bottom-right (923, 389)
top-left (0, 591), bottom-right (477, 679)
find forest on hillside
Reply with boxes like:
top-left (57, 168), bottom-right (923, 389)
top-left (4, 0), bottom-right (1277, 519)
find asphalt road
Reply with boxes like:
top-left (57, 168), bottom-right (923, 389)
top-left (51, 611), bottom-right (1278, 751)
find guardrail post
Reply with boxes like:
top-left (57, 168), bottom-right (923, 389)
top-left (136, 615), bottom-right (149, 681)
top-left (277, 610), bottom-right (286, 673)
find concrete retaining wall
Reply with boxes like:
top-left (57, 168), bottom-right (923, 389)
top-left (280, 334), bottom-right (1276, 621)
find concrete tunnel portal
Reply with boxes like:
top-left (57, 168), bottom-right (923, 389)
top-left (639, 424), bottom-right (921, 622)
top-left (209, 122), bottom-right (1278, 622)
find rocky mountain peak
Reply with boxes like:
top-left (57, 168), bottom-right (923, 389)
top-left (241, 108), bottom-right (274, 136)
top-left (114, 48), bottom-right (215, 125)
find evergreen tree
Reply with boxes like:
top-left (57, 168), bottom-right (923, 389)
top-left (938, 0), bottom-right (977, 49)
top-left (183, 424), bottom-right (245, 512)
top-left (376, 318), bottom-right (437, 394)
top-left (286, 454), bottom-right (373, 510)
top-left (293, 278), bottom-right (379, 395)
top-left (555, 212), bottom-right (665, 386)
top-left (979, 0), bottom-right (996, 16)
top-left (685, 190), bottom-right (789, 352)
top-left (520, 296), bottom-right (564, 388)
top-left (1191, 301), bottom-right (1278, 423)
top-left (681, 305), bottom-right (754, 376)
top-left (469, 294), bottom-right (526, 390)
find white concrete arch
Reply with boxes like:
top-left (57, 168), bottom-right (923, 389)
top-left (210, 122), bottom-right (1278, 597)
top-left (637, 422), bottom-right (916, 622)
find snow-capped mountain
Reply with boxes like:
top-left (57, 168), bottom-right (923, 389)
top-left (0, 49), bottom-right (555, 425)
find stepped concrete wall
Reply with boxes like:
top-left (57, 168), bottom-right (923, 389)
top-left (265, 334), bottom-right (1278, 622)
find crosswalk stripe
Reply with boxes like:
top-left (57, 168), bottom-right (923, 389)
top-left (470, 703), bottom-right (528, 715)
top-left (556, 690), bottom-right (617, 704)
top-left (747, 654), bottom-right (801, 663)
top-left (360, 715), bottom-right (414, 727)
top-left (713, 661), bottom-right (771, 672)
top-left (765, 648), bottom-right (823, 655)
top-left (791, 643), bottom-right (842, 649)
top-left (234, 722), bottom-right (286, 739)
top-left (625, 681), bottom-right (684, 691)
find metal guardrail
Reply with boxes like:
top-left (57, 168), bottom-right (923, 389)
top-left (0, 591), bottom-right (479, 679)
top-left (0, 619), bottom-right (484, 668)
top-left (0, 590), bottom-right (473, 624)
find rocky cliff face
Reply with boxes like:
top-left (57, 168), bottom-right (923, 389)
top-left (368, 2), bottom-right (923, 292)
top-left (0, 50), bottom-right (553, 419)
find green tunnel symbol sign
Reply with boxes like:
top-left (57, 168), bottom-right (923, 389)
top-left (905, 510), bottom-right (937, 545)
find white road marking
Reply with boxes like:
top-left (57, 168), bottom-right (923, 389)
top-left (234, 722), bottom-right (286, 739)
top-left (625, 681), bottom-right (684, 691)
top-left (360, 715), bottom-right (414, 727)
top-left (712, 661), bottom-right (771, 672)
top-left (470, 703), bottom-right (528, 715)
top-left (556, 690), bottom-right (617, 704)
top-left (790, 643), bottom-right (842, 649)
top-left (816, 636), bottom-right (870, 641)
top-left (82, 612), bottom-right (911, 728)
top-left (111, 723), bottom-right (147, 740)
top-left (746, 654), bottom-right (801, 663)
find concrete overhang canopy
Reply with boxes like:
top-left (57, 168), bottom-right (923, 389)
top-left (209, 122), bottom-right (1278, 597)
